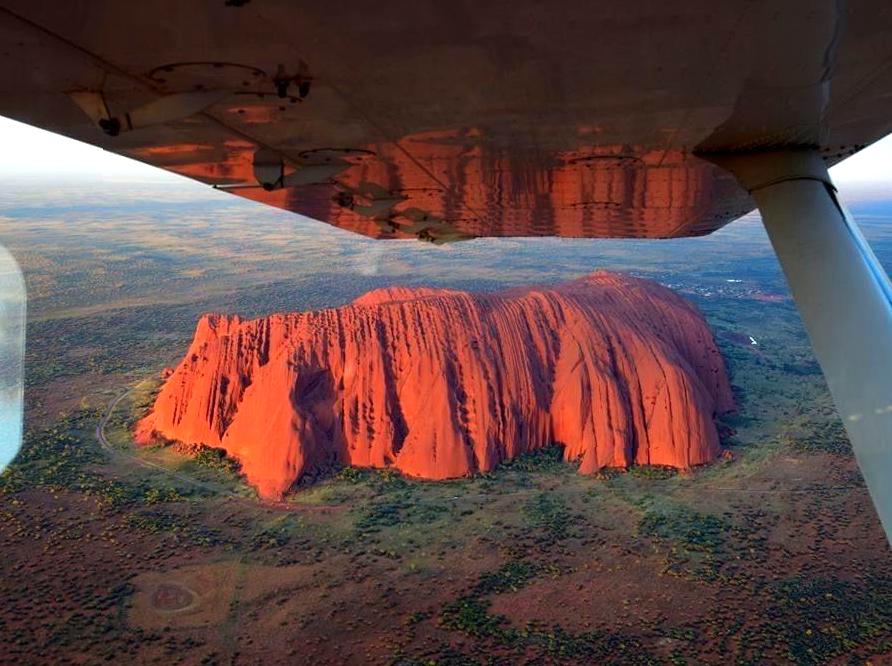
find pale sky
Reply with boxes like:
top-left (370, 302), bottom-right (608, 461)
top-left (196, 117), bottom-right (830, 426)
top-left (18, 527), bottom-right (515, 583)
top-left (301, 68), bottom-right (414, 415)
top-left (0, 115), bottom-right (185, 182)
top-left (1, 114), bottom-right (891, 186)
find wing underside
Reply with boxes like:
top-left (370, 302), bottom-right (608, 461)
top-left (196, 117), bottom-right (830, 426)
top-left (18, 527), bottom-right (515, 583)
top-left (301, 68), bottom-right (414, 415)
top-left (2, 1), bottom-right (892, 241)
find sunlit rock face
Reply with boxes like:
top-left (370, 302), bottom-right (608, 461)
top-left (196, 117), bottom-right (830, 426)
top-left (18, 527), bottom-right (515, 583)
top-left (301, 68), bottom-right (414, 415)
top-left (135, 272), bottom-right (734, 499)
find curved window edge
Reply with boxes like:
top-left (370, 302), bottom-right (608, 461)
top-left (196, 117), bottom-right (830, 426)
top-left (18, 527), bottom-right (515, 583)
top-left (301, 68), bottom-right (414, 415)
top-left (0, 243), bottom-right (25, 470)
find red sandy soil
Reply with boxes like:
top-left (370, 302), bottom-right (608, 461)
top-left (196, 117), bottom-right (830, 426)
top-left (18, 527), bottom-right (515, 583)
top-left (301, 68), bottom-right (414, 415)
top-left (136, 272), bottom-right (733, 498)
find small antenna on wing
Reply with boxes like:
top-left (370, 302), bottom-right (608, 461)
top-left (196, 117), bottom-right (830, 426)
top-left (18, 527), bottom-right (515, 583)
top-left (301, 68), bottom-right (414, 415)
top-left (214, 147), bottom-right (348, 191)
top-left (272, 61), bottom-right (312, 100)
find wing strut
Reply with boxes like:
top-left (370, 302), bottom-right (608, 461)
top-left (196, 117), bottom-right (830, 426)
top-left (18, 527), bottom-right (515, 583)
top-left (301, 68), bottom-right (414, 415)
top-left (712, 150), bottom-right (892, 542)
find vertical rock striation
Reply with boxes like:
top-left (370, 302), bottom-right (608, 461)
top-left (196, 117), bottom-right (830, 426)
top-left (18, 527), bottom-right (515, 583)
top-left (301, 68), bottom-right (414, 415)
top-left (135, 272), bottom-right (734, 499)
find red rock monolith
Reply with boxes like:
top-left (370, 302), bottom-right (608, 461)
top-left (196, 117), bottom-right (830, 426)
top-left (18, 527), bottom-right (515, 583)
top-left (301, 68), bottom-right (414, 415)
top-left (135, 272), bottom-right (734, 499)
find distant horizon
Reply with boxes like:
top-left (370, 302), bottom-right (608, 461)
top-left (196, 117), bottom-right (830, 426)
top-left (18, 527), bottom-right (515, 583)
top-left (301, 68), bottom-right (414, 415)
top-left (2, 113), bottom-right (892, 190)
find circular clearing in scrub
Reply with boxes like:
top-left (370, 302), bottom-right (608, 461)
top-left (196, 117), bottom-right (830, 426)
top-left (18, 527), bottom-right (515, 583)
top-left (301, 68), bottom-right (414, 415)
top-left (151, 582), bottom-right (197, 612)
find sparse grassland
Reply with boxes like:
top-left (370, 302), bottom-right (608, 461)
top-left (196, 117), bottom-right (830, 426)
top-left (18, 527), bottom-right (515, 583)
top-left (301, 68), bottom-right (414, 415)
top-left (1, 184), bottom-right (891, 663)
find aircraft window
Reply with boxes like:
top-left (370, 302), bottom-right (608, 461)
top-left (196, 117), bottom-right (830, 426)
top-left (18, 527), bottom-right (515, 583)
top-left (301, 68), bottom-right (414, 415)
top-left (0, 244), bottom-right (24, 471)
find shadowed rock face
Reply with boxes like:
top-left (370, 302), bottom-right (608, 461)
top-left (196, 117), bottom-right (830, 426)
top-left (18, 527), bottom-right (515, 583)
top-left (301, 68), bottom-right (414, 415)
top-left (135, 272), bottom-right (734, 499)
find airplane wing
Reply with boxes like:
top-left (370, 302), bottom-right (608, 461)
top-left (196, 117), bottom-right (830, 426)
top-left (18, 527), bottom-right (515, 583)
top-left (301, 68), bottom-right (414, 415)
top-left (2, 1), bottom-right (891, 243)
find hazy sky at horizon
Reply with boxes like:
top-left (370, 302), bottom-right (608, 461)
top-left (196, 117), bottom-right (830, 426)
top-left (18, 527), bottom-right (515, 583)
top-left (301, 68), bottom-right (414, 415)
top-left (1, 114), bottom-right (891, 188)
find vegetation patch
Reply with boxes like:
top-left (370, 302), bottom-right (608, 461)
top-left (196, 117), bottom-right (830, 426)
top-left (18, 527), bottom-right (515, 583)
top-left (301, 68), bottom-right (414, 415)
top-left (523, 492), bottom-right (572, 544)
top-left (126, 508), bottom-right (229, 548)
top-left (439, 559), bottom-right (657, 663)
top-left (637, 506), bottom-right (769, 584)
top-left (353, 494), bottom-right (449, 536)
top-left (639, 508), bottom-right (731, 554)
top-left (494, 444), bottom-right (567, 474)
top-left (192, 446), bottom-right (241, 475)
top-left (627, 464), bottom-right (679, 480)
top-left (790, 420), bottom-right (852, 456)
top-left (0, 409), bottom-right (201, 507)
top-left (771, 575), bottom-right (891, 664)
